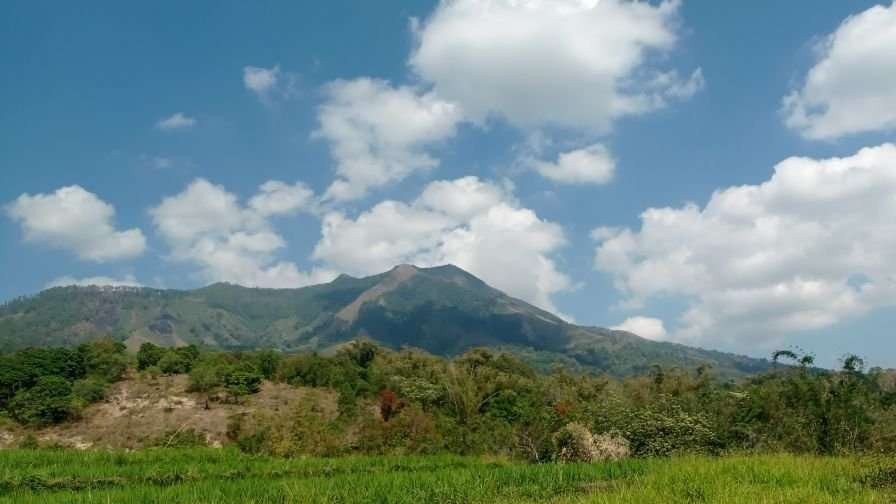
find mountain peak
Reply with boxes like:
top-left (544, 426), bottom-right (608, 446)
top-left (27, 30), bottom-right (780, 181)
top-left (0, 264), bottom-right (774, 378)
top-left (390, 264), bottom-right (420, 275)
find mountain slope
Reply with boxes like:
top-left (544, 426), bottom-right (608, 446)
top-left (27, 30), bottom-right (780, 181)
top-left (0, 264), bottom-right (772, 377)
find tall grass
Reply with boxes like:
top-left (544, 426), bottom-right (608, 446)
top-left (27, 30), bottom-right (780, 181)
top-left (0, 449), bottom-right (891, 503)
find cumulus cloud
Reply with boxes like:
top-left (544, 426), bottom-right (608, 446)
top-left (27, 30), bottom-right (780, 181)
top-left (248, 180), bottom-right (316, 217)
top-left (410, 0), bottom-right (701, 131)
top-left (594, 143), bottom-right (896, 347)
top-left (532, 144), bottom-right (615, 184)
top-left (612, 316), bottom-right (667, 341)
top-left (315, 78), bottom-right (463, 201)
top-left (6, 186), bottom-right (146, 262)
top-left (150, 178), bottom-right (333, 288)
top-left (312, 176), bottom-right (571, 314)
top-left (782, 3), bottom-right (896, 139)
top-left (156, 113), bottom-right (196, 131)
top-left (46, 275), bottom-right (142, 289)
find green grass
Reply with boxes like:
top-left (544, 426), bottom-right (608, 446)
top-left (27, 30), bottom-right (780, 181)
top-left (0, 449), bottom-right (892, 503)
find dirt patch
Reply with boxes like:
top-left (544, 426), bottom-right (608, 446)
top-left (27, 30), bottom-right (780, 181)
top-left (34, 375), bottom-right (315, 449)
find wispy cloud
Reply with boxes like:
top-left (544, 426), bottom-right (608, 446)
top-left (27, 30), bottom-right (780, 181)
top-left (156, 112), bottom-right (196, 131)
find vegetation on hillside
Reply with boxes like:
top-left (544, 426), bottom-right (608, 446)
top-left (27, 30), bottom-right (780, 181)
top-left (0, 266), bottom-right (776, 378)
top-left (1, 341), bottom-right (893, 459)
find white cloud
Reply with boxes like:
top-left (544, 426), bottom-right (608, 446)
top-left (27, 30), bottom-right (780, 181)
top-left (612, 316), bottom-right (667, 341)
top-left (782, 3), bottom-right (896, 139)
top-left (6, 186), bottom-right (146, 262)
top-left (46, 275), bottom-right (142, 289)
top-left (532, 143), bottom-right (615, 184)
top-left (313, 176), bottom-right (571, 314)
top-left (315, 78), bottom-right (463, 201)
top-left (150, 178), bottom-right (333, 288)
top-left (410, 0), bottom-right (700, 131)
top-left (243, 65), bottom-right (300, 104)
top-left (243, 65), bottom-right (280, 100)
top-left (594, 143), bottom-right (896, 347)
top-left (156, 113), bottom-right (196, 131)
top-left (248, 180), bottom-right (316, 217)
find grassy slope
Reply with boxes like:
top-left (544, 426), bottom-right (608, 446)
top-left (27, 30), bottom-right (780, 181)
top-left (0, 449), bottom-right (892, 503)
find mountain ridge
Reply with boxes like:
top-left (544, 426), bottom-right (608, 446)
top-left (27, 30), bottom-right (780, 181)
top-left (0, 264), bottom-right (773, 378)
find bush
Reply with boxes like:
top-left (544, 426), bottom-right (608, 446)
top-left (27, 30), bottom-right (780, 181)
top-left (137, 343), bottom-right (166, 370)
top-left (71, 377), bottom-right (107, 405)
top-left (355, 404), bottom-right (442, 455)
top-left (9, 376), bottom-right (73, 426)
top-left (592, 432), bottom-right (631, 461)
top-left (157, 351), bottom-right (192, 375)
top-left (554, 422), bottom-right (597, 462)
top-left (230, 391), bottom-right (342, 457)
top-left (623, 404), bottom-right (719, 457)
top-left (224, 366), bottom-right (263, 398)
top-left (553, 422), bottom-right (631, 462)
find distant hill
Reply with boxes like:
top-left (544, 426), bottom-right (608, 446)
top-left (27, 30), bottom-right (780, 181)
top-left (0, 264), bottom-right (772, 377)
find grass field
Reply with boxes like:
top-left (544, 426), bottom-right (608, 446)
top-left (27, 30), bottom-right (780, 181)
top-left (0, 449), bottom-right (893, 503)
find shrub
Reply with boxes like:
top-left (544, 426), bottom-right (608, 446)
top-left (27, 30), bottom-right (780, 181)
top-left (224, 366), bottom-right (263, 398)
top-left (71, 377), bottom-right (107, 405)
top-left (378, 388), bottom-right (403, 421)
top-left (18, 434), bottom-right (39, 449)
top-left (137, 343), bottom-right (166, 370)
top-left (553, 422), bottom-right (631, 462)
top-left (9, 376), bottom-right (73, 426)
top-left (554, 422), bottom-right (598, 462)
top-left (231, 391), bottom-right (342, 457)
top-left (355, 404), bottom-right (442, 454)
top-left (592, 432), bottom-right (631, 461)
top-left (157, 351), bottom-right (192, 375)
top-left (623, 404), bottom-right (719, 457)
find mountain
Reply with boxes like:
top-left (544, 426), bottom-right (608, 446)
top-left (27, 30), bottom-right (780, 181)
top-left (0, 264), bottom-right (772, 377)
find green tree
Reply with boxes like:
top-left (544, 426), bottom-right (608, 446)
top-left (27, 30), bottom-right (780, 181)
top-left (137, 343), bottom-right (166, 370)
top-left (157, 351), bottom-right (192, 375)
top-left (9, 376), bottom-right (73, 426)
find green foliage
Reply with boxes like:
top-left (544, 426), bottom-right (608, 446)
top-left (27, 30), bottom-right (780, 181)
top-left (156, 346), bottom-right (199, 375)
top-left (188, 353), bottom-right (264, 401)
top-left (223, 365), bottom-right (263, 398)
top-left (9, 376), bottom-right (73, 426)
top-left (0, 266), bottom-right (775, 380)
top-left (0, 342), bottom-right (128, 425)
top-left (136, 343), bottom-right (165, 370)
top-left (0, 339), bottom-right (894, 461)
top-left (71, 377), bottom-right (107, 406)
top-left (621, 402), bottom-right (719, 457)
top-left (77, 340), bottom-right (128, 382)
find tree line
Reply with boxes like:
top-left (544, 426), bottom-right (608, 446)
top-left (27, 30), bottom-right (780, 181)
top-left (0, 340), bottom-right (894, 460)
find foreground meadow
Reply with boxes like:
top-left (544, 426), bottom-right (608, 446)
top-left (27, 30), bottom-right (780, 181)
top-left (0, 449), bottom-right (893, 503)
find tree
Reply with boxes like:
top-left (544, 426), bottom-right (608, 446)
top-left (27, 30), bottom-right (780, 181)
top-left (79, 339), bottom-right (128, 381)
top-left (9, 376), bottom-right (73, 426)
top-left (137, 343), bottom-right (166, 370)
top-left (158, 351), bottom-right (192, 375)
top-left (224, 365), bottom-right (263, 399)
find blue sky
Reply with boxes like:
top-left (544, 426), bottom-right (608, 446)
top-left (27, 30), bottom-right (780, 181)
top-left (2, 0), bottom-right (896, 368)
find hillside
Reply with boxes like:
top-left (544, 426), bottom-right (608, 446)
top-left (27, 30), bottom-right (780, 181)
top-left (0, 264), bottom-right (772, 377)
